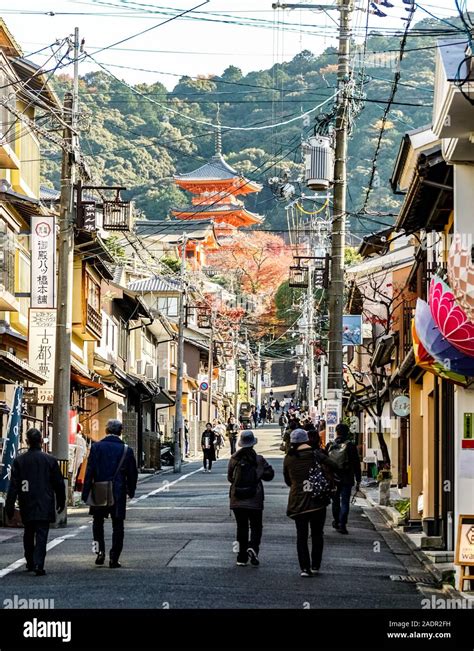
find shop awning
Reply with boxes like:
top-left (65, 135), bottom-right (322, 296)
top-left (154, 386), bottom-right (175, 407)
top-left (102, 387), bottom-right (125, 405)
top-left (71, 372), bottom-right (103, 390)
top-left (0, 350), bottom-right (47, 385)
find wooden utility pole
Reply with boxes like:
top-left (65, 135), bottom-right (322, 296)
top-left (207, 318), bottom-right (214, 422)
top-left (52, 28), bottom-right (80, 525)
top-left (174, 236), bottom-right (187, 473)
top-left (327, 0), bottom-right (352, 407)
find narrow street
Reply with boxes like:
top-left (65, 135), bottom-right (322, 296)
top-left (0, 425), bottom-right (431, 609)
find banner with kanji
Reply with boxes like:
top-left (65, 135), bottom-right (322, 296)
top-left (0, 386), bottom-right (23, 493)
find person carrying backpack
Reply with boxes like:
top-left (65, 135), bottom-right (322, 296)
top-left (326, 423), bottom-right (362, 534)
top-left (283, 428), bottom-right (338, 577)
top-left (227, 430), bottom-right (274, 567)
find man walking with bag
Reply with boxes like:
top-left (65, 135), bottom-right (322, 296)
top-left (327, 423), bottom-right (361, 534)
top-left (82, 419), bottom-right (138, 567)
top-left (5, 428), bottom-right (66, 576)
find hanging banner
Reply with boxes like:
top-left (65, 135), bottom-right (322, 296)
top-left (28, 308), bottom-right (56, 404)
top-left (0, 386), bottom-right (23, 493)
top-left (31, 216), bottom-right (56, 308)
top-left (342, 315), bottom-right (363, 346)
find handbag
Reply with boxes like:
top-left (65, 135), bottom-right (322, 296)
top-left (86, 444), bottom-right (128, 508)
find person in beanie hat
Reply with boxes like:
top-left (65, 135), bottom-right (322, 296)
top-left (284, 428), bottom-right (338, 577)
top-left (227, 430), bottom-right (274, 567)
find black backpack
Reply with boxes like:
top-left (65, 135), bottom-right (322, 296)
top-left (308, 453), bottom-right (335, 503)
top-left (232, 456), bottom-right (259, 499)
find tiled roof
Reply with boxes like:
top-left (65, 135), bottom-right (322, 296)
top-left (134, 219), bottom-right (215, 239)
top-left (128, 276), bottom-right (181, 293)
top-left (174, 154), bottom-right (241, 182)
top-left (173, 204), bottom-right (263, 222)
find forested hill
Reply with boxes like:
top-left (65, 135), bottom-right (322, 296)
top-left (43, 16), bottom-right (461, 235)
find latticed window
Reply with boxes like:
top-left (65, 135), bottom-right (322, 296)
top-left (0, 221), bottom-right (15, 295)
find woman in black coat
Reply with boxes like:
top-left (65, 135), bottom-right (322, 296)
top-left (201, 423), bottom-right (216, 472)
top-left (283, 428), bottom-right (337, 577)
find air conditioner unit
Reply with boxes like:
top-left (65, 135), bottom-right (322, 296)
top-left (159, 376), bottom-right (169, 390)
top-left (145, 362), bottom-right (155, 380)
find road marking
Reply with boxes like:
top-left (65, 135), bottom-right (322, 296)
top-left (0, 466), bottom-right (215, 577)
top-left (0, 524), bottom-right (89, 578)
top-left (129, 467), bottom-right (203, 504)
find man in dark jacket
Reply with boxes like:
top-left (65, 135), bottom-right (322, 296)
top-left (327, 423), bottom-right (361, 534)
top-left (5, 428), bottom-right (66, 576)
top-left (201, 423), bottom-right (216, 472)
top-left (82, 419), bottom-right (138, 568)
top-left (226, 416), bottom-right (239, 454)
top-left (227, 430), bottom-right (274, 567)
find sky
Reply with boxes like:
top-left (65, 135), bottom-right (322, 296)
top-left (1, 0), bottom-right (473, 89)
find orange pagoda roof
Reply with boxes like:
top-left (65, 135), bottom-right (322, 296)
top-left (174, 154), bottom-right (262, 196)
top-left (172, 203), bottom-right (262, 229)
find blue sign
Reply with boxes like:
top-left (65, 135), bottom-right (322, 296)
top-left (342, 315), bottom-right (363, 346)
top-left (0, 386), bottom-right (23, 493)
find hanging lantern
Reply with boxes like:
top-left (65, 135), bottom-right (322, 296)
top-left (289, 265), bottom-right (309, 288)
top-left (303, 135), bottom-right (335, 191)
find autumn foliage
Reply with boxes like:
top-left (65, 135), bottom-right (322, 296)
top-left (206, 231), bottom-right (292, 310)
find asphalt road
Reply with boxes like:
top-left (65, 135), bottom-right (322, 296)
top-left (0, 425), bottom-right (436, 609)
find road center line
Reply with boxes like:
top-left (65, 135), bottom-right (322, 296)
top-left (0, 467), bottom-right (207, 578)
top-left (0, 524), bottom-right (89, 578)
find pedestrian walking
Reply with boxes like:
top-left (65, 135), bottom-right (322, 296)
top-left (275, 399), bottom-right (280, 413)
top-left (82, 419), bottom-right (138, 568)
top-left (327, 423), bottom-right (362, 534)
top-left (227, 430), bottom-right (274, 567)
top-left (201, 423), bottom-right (216, 472)
top-left (184, 419), bottom-right (190, 457)
top-left (226, 416), bottom-right (239, 454)
top-left (283, 428), bottom-right (337, 577)
top-left (259, 404), bottom-right (267, 424)
top-left (279, 411), bottom-right (288, 437)
top-left (213, 419), bottom-right (226, 459)
top-left (251, 406), bottom-right (258, 429)
top-left (5, 428), bottom-right (66, 576)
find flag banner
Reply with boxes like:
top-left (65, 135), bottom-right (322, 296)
top-left (0, 386), bottom-right (23, 493)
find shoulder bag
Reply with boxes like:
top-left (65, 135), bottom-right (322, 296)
top-left (86, 444), bottom-right (128, 508)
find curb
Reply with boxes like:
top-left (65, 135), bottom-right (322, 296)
top-left (361, 489), bottom-right (458, 594)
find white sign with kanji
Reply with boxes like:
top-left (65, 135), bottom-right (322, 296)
top-left (28, 308), bottom-right (57, 403)
top-left (31, 216), bottom-right (56, 308)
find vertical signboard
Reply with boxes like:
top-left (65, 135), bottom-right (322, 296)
top-left (28, 308), bottom-right (56, 403)
top-left (31, 215), bottom-right (56, 308)
top-left (325, 399), bottom-right (341, 442)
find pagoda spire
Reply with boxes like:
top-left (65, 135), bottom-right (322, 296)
top-left (215, 104), bottom-right (222, 156)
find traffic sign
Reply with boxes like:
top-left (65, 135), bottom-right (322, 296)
top-left (200, 381), bottom-right (209, 391)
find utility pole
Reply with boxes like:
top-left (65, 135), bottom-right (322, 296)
top-left (52, 28), bottom-right (80, 525)
top-left (233, 328), bottom-right (239, 418)
top-left (327, 0), bottom-right (351, 418)
top-left (307, 264), bottom-right (316, 414)
top-left (255, 342), bottom-right (262, 408)
top-left (272, 0), bottom-right (352, 427)
top-left (174, 236), bottom-right (187, 473)
top-left (207, 317), bottom-right (214, 422)
top-left (245, 330), bottom-right (251, 402)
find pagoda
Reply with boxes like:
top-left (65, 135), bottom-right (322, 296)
top-left (172, 130), bottom-right (263, 231)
